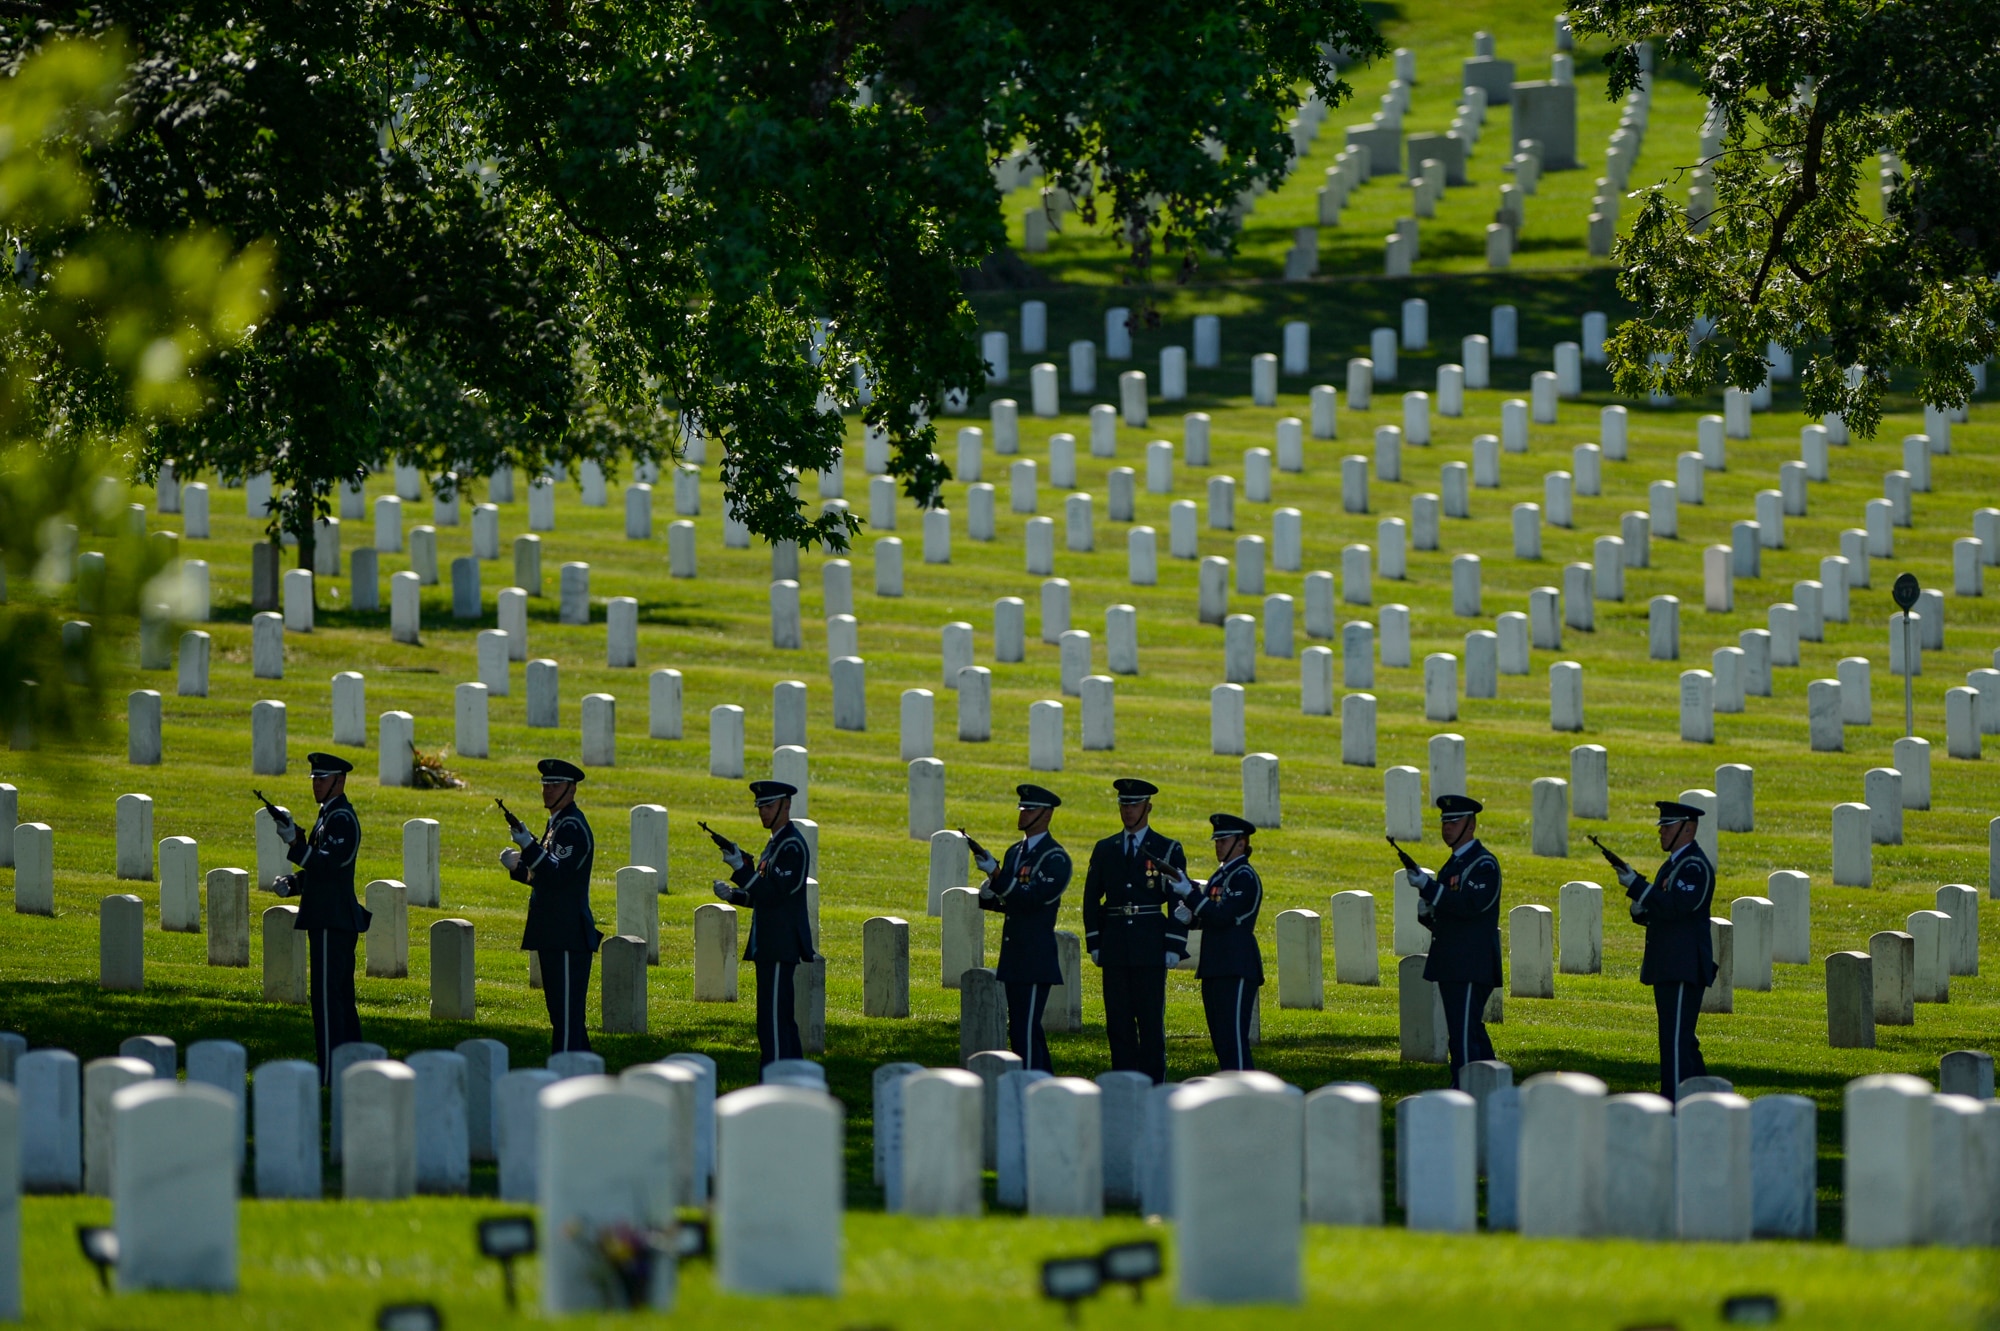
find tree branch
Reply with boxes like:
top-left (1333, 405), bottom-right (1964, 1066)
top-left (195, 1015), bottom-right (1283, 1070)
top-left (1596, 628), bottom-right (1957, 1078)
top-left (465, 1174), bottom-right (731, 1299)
top-left (1748, 100), bottom-right (1826, 303)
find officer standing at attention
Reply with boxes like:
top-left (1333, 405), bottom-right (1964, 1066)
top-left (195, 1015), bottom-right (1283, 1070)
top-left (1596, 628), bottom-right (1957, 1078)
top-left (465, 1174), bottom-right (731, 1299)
top-left (271, 753), bottom-right (370, 1085)
top-left (1602, 801), bottom-right (1717, 1098)
top-left (1081, 778), bottom-right (1188, 1084)
top-left (711, 780), bottom-right (815, 1067)
top-left (1395, 794), bottom-right (1502, 1089)
top-left (972, 784), bottom-right (1072, 1073)
top-left (1170, 814), bottom-right (1265, 1071)
top-left (501, 759), bottom-right (601, 1056)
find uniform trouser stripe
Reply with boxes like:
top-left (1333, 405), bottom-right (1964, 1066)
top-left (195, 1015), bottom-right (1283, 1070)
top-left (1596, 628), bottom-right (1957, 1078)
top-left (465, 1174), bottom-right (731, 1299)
top-left (767, 971), bottom-right (779, 1061)
top-left (316, 930), bottom-right (328, 1074)
top-left (1233, 979), bottom-right (1247, 1069)
top-left (1672, 986), bottom-right (1683, 1096)
top-left (1461, 987), bottom-right (1473, 1069)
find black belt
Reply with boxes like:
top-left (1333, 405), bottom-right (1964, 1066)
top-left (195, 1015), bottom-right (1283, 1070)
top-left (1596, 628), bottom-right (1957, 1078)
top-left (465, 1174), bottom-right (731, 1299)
top-left (1105, 905), bottom-right (1158, 917)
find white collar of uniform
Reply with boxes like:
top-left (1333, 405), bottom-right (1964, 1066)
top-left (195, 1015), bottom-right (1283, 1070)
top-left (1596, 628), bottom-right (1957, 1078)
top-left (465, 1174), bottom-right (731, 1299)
top-left (1023, 831), bottom-right (1048, 853)
top-left (1667, 838), bottom-right (1698, 864)
top-left (1216, 853), bottom-right (1248, 874)
top-left (1447, 837), bottom-right (1478, 862)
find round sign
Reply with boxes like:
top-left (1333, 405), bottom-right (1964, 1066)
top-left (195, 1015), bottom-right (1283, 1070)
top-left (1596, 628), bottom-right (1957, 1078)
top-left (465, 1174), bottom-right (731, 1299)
top-left (1892, 572), bottom-right (1921, 612)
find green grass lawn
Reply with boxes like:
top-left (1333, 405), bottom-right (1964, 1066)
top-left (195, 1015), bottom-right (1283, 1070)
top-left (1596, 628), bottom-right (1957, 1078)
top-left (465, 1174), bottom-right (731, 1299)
top-left (6, 2), bottom-right (2000, 1323)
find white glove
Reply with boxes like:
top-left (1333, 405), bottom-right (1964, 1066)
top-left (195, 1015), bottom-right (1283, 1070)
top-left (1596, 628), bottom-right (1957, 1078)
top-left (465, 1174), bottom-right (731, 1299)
top-left (269, 808), bottom-right (296, 837)
top-left (712, 881), bottom-right (742, 903)
top-left (1169, 872), bottom-right (1196, 899)
top-left (510, 823), bottom-right (537, 850)
top-left (975, 851), bottom-right (1000, 875)
top-left (499, 848), bottom-right (521, 872)
top-left (723, 846), bottom-right (748, 871)
top-left (1172, 903), bottom-right (1193, 925)
top-left (1164, 951), bottom-right (1180, 967)
top-left (978, 885), bottom-right (998, 903)
top-left (1617, 867), bottom-right (1639, 889)
top-left (1089, 950), bottom-right (1101, 966)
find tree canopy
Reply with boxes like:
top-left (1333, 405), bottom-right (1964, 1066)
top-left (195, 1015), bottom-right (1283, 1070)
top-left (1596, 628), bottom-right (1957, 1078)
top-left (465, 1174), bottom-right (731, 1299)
top-left (1571, 0), bottom-right (1999, 436)
top-left (7, 2), bottom-right (1383, 556)
top-left (0, 34), bottom-right (270, 745)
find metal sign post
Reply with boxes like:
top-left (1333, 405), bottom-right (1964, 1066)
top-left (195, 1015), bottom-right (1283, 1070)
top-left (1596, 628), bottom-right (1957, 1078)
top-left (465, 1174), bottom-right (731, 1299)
top-left (1892, 572), bottom-right (1921, 737)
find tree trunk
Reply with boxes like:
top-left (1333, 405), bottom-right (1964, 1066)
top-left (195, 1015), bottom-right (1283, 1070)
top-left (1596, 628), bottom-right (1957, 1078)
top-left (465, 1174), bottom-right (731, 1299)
top-left (292, 510), bottom-right (318, 609)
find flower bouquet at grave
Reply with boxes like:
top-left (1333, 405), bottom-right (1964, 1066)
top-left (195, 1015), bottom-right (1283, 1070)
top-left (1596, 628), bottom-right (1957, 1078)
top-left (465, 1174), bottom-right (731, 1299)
top-left (410, 741), bottom-right (465, 790)
top-left (576, 1220), bottom-right (674, 1310)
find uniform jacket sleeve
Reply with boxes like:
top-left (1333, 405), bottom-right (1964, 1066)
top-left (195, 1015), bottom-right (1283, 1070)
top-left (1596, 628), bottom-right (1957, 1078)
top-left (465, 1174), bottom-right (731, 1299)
top-left (1081, 842), bottom-right (1107, 950)
top-left (737, 828), bottom-right (809, 910)
top-left (1428, 848), bottom-right (1501, 922)
top-left (521, 811), bottom-right (592, 891)
top-left (1630, 851), bottom-right (1712, 924)
top-left (1190, 860), bottom-right (1261, 929)
top-left (1157, 835), bottom-right (1191, 956)
top-left (291, 806), bottom-right (358, 881)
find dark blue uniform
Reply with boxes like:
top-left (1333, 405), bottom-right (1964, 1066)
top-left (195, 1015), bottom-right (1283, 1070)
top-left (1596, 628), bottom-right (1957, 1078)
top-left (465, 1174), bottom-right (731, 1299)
top-left (1416, 839), bottom-right (1502, 1087)
top-left (283, 794), bottom-right (370, 1083)
top-left (1626, 842), bottom-right (1718, 1096)
top-left (1185, 855), bottom-right (1264, 1071)
top-left (513, 803), bottom-right (601, 1054)
top-left (722, 821), bottom-right (815, 1066)
top-left (980, 833), bottom-right (1071, 1072)
top-left (1082, 827), bottom-right (1189, 1083)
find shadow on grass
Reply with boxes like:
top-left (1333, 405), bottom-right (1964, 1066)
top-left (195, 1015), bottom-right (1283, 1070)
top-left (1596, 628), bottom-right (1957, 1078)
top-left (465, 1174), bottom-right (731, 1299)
top-left (205, 596), bottom-right (728, 633)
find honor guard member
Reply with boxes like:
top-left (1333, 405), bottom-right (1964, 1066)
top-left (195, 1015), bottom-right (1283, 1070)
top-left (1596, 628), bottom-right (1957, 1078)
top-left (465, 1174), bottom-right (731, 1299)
top-left (501, 759), bottom-right (601, 1056)
top-left (270, 753), bottom-right (370, 1085)
top-left (973, 784), bottom-right (1073, 1073)
top-left (711, 781), bottom-right (816, 1067)
top-left (1081, 778), bottom-right (1189, 1084)
top-left (1610, 801), bottom-right (1718, 1098)
top-left (1170, 814), bottom-right (1265, 1071)
top-left (1397, 794), bottom-right (1502, 1089)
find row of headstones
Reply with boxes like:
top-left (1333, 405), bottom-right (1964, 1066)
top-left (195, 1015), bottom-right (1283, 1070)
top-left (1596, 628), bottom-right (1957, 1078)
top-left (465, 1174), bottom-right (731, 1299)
top-left (849, 438), bottom-right (1955, 684)
top-left (936, 408), bottom-right (1984, 603)
top-left (1014, 300), bottom-right (1574, 419)
top-left (176, 347), bottom-right (1968, 651)
top-left (1392, 924), bottom-right (1971, 1062)
top-left (152, 533), bottom-right (1987, 783)
top-left (3, 1036), bottom-right (692, 1194)
top-left (870, 1049), bottom-right (1998, 1298)
top-left (1396, 1061), bottom-right (2000, 1248)
top-left (1586, 66), bottom-right (1651, 253)
top-left (2, 1040), bottom-right (852, 1305)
